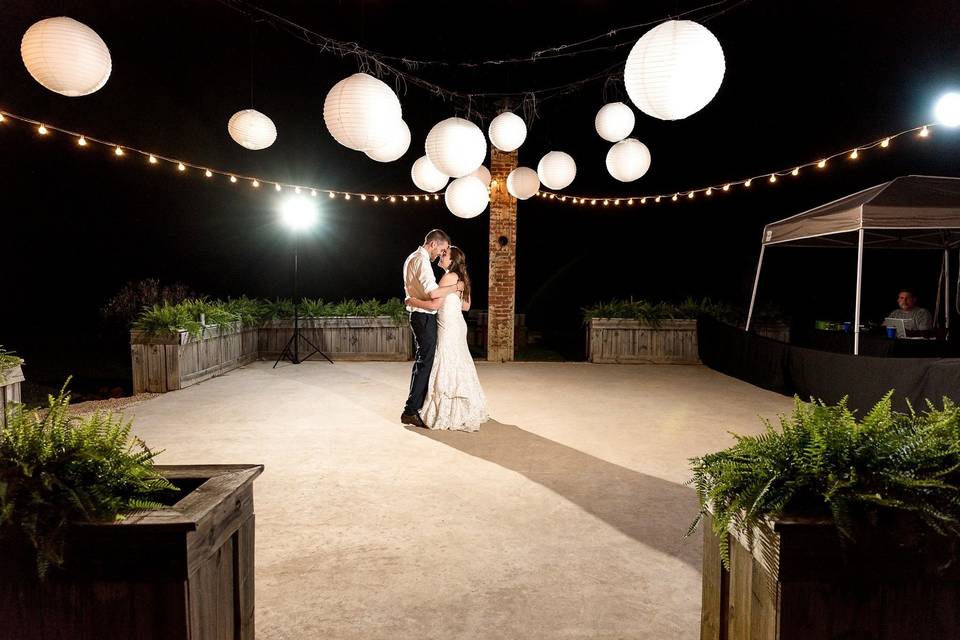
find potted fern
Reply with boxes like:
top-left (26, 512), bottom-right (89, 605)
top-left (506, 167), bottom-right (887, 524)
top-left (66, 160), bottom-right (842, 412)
top-left (584, 297), bottom-right (735, 363)
top-left (690, 394), bottom-right (960, 640)
top-left (0, 384), bottom-right (264, 639)
top-left (0, 345), bottom-right (25, 426)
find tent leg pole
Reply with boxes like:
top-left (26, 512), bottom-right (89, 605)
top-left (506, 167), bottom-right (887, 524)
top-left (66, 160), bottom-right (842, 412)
top-left (854, 228), bottom-right (865, 355)
top-left (945, 248), bottom-right (951, 334)
top-left (746, 245), bottom-right (766, 332)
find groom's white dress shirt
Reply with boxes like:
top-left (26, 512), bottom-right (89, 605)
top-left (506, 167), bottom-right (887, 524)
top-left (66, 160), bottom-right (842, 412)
top-left (403, 246), bottom-right (439, 314)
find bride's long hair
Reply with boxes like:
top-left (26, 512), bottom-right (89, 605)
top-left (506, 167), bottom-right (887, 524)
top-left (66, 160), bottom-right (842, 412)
top-left (447, 246), bottom-right (471, 303)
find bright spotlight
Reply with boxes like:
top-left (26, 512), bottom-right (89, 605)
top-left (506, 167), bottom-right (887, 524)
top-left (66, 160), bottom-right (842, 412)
top-left (280, 197), bottom-right (318, 230)
top-left (934, 92), bottom-right (960, 127)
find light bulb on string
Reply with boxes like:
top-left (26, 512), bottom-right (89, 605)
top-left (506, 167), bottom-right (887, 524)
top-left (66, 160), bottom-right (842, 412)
top-left (361, 194), bottom-right (367, 200)
top-left (591, 199), bottom-right (597, 205)
top-left (149, 155), bottom-right (158, 164)
top-left (817, 159), bottom-right (827, 169)
top-left (295, 187), bottom-right (301, 194)
top-left (706, 188), bottom-right (712, 196)
top-left (919, 126), bottom-right (930, 137)
top-left (769, 174), bottom-right (777, 183)
top-left (274, 183), bottom-right (281, 192)
top-left (230, 175), bottom-right (237, 183)
top-left (373, 195), bottom-right (379, 202)
top-left (177, 162), bottom-right (186, 171)
top-left (0, 114), bottom-right (6, 122)
top-left (403, 196), bottom-right (408, 202)
top-left (114, 146), bottom-right (124, 156)
top-left (641, 197), bottom-right (647, 204)
top-left (252, 179), bottom-right (260, 188)
top-left (310, 189), bottom-right (317, 197)
top-left (38, 124), bottom-right (48, 135)
top-left (744, 179), bottom-right (752, 187)
top-left (205, 169), bottom-right (213, 178)
top-left (628, 198), bottom-right (634, 204)
top-left (850, 149), bottom-right (859, 159)
top-left (722, 184), bottom-right (730, 191)
top-left (77, 136), bottom-right (87, 146)
top-left (672, 194), bottom-right (678, 201)
top-left (655, 196), bottom-right (661, 203)
top-left (687, 192), bottom-right (694, 199)
top-left (880, 138), bottom-right (890, 148)
top-left (791, 167), bottom-right (799, 176)
top-left (344, 194), bottom-right (351, 200)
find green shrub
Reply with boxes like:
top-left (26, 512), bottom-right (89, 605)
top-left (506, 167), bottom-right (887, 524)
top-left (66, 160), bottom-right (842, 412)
top-left (688, 393), bottom-right (960, 567)
top-left (0, 346), bottom-right (24, 385)
top-left (0, 383), bottom-right (177, 577)
top-left (134, 303), bottom-right (202, 338)
top-left (583, 297), bottom-right (736, 324)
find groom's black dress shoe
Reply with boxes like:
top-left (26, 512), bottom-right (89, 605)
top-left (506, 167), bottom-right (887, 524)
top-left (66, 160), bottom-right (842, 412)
top-left (400, 412), bottom-right (427, 428)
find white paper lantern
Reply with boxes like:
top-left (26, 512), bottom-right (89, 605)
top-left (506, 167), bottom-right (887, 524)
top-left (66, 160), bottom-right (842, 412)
top-left (365, 119), bottom-right (411, 162)
top-left (488, 112), bottom-right (527, 152)
top-left (21, 17), bottom-right (111, 97)
top-left (624, 20), bottom-right (725, 121)
top-left (323, 73), bottom-right (403, 151)
top-left (468, 165), bottom-right (491, 186)
top-left (507, 167), bottom-right (540, 200)
top-left (605, 139), bottom-right (652, 182)
top-left (445, 177), bottom-right (489, 219)
top-left (594, 102), bottom-right (635, 142)
top-left (537, 151), bottom-right (577, 191)
top-left (411, 156), bottom-right (449, 193)
top-left (425, 117), bottom-right (486, 178)
top-left (227, 109), bottom-right (277, 150)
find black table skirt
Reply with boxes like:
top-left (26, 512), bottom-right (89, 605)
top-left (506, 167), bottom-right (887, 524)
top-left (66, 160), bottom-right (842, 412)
top-left (698, 317), bottom-right (960, 413)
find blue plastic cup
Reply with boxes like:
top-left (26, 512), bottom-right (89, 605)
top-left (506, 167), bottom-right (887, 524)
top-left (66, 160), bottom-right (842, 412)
top-left (886, 326), bottom-right (897, 339)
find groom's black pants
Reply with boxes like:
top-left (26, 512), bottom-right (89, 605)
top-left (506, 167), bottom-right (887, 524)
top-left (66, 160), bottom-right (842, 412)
top-left (404, 311), bottom-right (438, 415)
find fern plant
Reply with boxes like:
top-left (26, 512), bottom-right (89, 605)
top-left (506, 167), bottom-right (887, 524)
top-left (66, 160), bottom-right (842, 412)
top-left (583, 297), bottom-right (736, 325)
top-left (689, 393), bottom-right (960, 567)
top-left (0, 383), bottom-right (177, 577)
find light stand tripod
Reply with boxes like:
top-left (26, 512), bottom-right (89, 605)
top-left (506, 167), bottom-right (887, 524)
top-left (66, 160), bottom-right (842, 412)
top-left (273, 233), bottom-right (333, 367)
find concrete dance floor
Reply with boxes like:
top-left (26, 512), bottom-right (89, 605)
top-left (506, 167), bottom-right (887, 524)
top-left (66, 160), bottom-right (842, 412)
top-left (126, 361), bottom-right (794, 639)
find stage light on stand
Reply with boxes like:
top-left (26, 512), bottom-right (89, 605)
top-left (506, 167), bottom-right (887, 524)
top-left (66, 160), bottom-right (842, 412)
top-left (934, 92), bottom-right (960, 127)
top-left (280, 196), bottom-right (318, 230)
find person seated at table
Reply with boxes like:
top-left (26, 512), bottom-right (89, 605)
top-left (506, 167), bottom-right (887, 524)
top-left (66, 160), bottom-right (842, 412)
top-left (883, 288), bottom-right (932, 331)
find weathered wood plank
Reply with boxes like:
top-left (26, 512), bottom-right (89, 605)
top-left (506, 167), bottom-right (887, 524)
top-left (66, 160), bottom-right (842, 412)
top-left (700, 519), bottom-right (725, 640)
top-left (588, 318), bottom-right (700, 364)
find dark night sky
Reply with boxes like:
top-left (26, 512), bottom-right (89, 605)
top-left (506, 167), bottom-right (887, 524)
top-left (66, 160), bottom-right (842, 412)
top-left (3, 0), bottom-right (960, 387)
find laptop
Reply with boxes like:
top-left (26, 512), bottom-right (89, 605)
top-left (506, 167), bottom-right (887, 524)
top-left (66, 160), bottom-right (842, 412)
top-left (883, 317), bottom-right (915, 338)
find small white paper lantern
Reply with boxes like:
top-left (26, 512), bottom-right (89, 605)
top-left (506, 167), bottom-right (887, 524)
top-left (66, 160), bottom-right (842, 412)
top-left (365, 119), bottom-right (411, 162)
top-left (506, 167), bottom-right (540, 200)
top-left (606, 139), bottom-right (652, 182)
top-left (468, 165), bottom-right (491, 187)
top-left (227, 109), bottom-right (277, 150)
top-left (445, 176), bottom-right (489, 219)
top-left (594, 102), bottom-right (635, 142)
top-left (488, 112), bottom-right (527, 152)
top-left (537, 151), bottom-right (577, 190)
top-left (425, 117), bottom-right (487, 178)
top-left (624, 20), bottom-right (725, 121)
top-left (411, 156), bottom-right (449, 193)
top-left (21, 17), bottom-right (111, 97)
top-left (323, 73), bottom-right (403, 151)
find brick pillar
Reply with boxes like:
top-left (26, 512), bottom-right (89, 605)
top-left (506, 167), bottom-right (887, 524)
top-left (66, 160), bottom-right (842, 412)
top-left (487, 145), bottom-right (518, 362)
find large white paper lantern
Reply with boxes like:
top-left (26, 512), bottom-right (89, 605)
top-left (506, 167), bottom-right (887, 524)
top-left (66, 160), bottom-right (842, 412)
top-left (606, 139), bottom-right (652, 182)
top-left (323, 73), bottom-right (402, 151)
top-left (468, 165), bottom-right (491, 187)
top-left (595, 102), bottom-right (635, 142)
top-left (488, 112), bottom-right (527, 152)
top-left (425, 117), bottom-right (486, 178)
top-left (506, 167), bottom-right (540, 200)
top-left (227, 109), bottom-right (277, 150)
top-left (411, 156), bottom-right (449, 193)
top-left (445, 176), bottom-right (489, 219)
top-left (624, 20), bottom-right (725, 121)
top-left (537, 151), bottom-right (577, 190)
top-left (21, 17), bottom-right (111, 97)
top-left (365, 119), bottom-right (411, 162)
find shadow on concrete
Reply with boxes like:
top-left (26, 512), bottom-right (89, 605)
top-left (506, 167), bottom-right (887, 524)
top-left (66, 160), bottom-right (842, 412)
top-left (406, 420), bottom-right (701, 569)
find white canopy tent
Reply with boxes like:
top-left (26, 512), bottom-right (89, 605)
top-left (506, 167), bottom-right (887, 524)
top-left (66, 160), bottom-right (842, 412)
top-left (746, 175), bottom-right (960, 354)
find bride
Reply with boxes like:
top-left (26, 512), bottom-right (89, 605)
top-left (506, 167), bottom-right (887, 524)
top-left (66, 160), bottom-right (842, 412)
top-left (404, 246), bottom-right (488, 432)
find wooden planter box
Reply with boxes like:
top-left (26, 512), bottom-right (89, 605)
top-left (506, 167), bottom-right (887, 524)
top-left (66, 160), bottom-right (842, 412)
top-left (131, 323), bottom-right (259, 394)
top-left (700, 512), bottom-right (960, 640)
top-left (743, 320), bottom-right (791, 344)
top-left (1, 364), bottom-right (25, 427)
top-left (587, 318), bottom-right (700, 364)
top-left (258, 316), bottom-right (412, 361)
top-left (0, 464), bottom-right (263, 640)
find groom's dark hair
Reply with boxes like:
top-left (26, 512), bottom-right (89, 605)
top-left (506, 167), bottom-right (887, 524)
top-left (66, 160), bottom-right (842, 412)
top-left (423, 229), bottom-right (450, 245)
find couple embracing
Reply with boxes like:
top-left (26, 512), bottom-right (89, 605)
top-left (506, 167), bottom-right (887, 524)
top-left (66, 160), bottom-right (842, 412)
top-left (400, 229), bottom-right (488, 432)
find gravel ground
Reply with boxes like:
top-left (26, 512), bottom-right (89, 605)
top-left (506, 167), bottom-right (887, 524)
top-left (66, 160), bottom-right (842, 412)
top-left (65, 393), bottom-right (159, 416)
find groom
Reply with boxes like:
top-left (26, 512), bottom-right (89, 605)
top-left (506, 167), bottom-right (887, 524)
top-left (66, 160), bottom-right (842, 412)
top-left (401, 229), bottom-right (463, 427)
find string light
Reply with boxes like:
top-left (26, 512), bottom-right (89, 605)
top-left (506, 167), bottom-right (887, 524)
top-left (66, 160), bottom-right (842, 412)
top-left (614, 199), bottom-right (620, 205)
top-left (0, 108), bottom-right (944, 210)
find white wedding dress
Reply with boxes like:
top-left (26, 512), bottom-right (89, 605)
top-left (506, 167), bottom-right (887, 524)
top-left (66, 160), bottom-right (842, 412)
top-left (420, 292), bottom-right (488, 432)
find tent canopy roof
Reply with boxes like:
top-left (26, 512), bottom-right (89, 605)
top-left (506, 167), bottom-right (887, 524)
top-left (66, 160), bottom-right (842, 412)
top-left (762, 175), bottom-right (960, 248)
